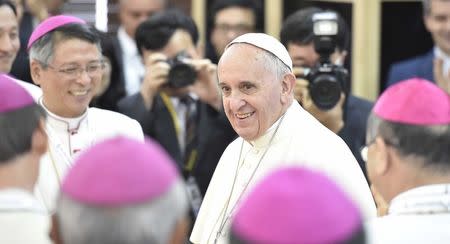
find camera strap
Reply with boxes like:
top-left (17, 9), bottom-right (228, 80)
top-left (160, 92), bottom-right (202, 215)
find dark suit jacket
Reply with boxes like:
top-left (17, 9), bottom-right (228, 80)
top-left (10, 12), bottom-right (34, 83)
top-left (338, 95), bottom-right (373, 180)
top-left (386, 50), bottom-right (435, 87)
top-left (92, 35), bottom-right (127, 111)
top-left (118, 93), bottom-right (236, 196)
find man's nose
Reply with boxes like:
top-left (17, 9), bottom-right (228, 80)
top-left (76, 70), bottom-right (92, 85)
top-left (227, 92), bottom-right (246, 111)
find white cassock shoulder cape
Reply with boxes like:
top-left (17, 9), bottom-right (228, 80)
top-left (191, 101), bottom-right (376, 244)
top-left (35, 103), bottom-right (144, 211)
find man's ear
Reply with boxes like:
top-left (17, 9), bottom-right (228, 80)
top-left (280, 73), bottom-right (296, 104)
top-left (30, 60), bottom-right (43, 86)
top-left (373, 137), bottom-right (391, 176)
top-left (31, 118), bottom-right (48, 156)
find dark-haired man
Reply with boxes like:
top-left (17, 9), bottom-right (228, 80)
top-left (280, 7), bottom-right (373, 178)
top-left (206, 0), bottom-right (260, 64)
top-left (387, 0), bottom-right (450, 94)
top-left (118, 9), bottom-right (236, 209)
top-left (95, 0), bottom-right (166, 110)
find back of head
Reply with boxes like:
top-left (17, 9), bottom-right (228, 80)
top-left (280, 7), bottom-right (349, 52)
top-left (0, 74), bottom-right (45, 162)
top-left (368, 78), bottom-right (450, 172)
top-left (229, 166), bottom-right (365, 244)
top-left (135, 8), bottom-right (198, 54)
top-left (57, 136), bottom-right (189, 244)
top-left (28, 15), bottom-right (101, 66)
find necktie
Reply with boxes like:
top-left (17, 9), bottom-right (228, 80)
top-left (181, 96), bottom-right (196, 148)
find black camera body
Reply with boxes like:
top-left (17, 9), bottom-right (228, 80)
top-left (304, 12), bottom-right (349, 110)
top-left (166, 52), bottom-right (197, 88)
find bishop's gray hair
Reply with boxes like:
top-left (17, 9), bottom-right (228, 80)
top-left (29, 23), bottom-right (102, 67)
top-left (56, 178), bottom-right (189, 244)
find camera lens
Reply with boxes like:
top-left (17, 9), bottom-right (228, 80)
top-left (309, 74), bottom-right (341, 110)
top-left (168, 63), bottom-right (197, 88)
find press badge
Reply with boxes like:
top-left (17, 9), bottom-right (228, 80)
top-left (186, 176), bottom-right (203, 216)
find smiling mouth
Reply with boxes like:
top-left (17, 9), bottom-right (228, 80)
top-left (236, 112), bottom-right (255, 119)
top-left (70, 90), bottom-right (89, 96)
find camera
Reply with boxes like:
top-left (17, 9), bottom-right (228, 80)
top-left (166, 51), bottom-right (197, 88)
top-left (302, 12), bottom-right (349, 110)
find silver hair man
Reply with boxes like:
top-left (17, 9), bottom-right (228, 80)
top-left (56, 179), bottom-right (189, 244)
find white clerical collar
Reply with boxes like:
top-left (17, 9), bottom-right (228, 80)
top-left (39, 97), bottom-right (88, 132)
top-left (117, 27), bottom-right (138, 59)
top-left (249, 101), bottom-right (294, 148)
top-left (388, 184), bottom-right (450, 215)
top-left (0, 188), bottom-right (46, 214)
top-left (434, 46), bottom-right (450, 77)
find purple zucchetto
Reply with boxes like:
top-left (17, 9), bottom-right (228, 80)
top-left (0, 74), bottom-right (35, 113)
top-left (27, 15), bottom-right (86, 50)
top-left (231, 166), bottom-right (363, 244)
top-left (374, 78), bottom-right (450, 125)
top-left (61, 136), bottom-right (179, 206)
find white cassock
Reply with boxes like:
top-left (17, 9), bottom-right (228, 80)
top-left (367, 184), bottom-right (450, 244)
top-left (35, 98), bottom-right (144, 212)
top-left (190, 101), bottom-right (376, 244)
top-left (0, 189), bottom-right (52, 244)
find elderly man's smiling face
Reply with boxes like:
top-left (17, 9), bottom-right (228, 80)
top-left (32, 38), bottom-right (103, 118)
top-left (218, 44), bottom-right (292, 141)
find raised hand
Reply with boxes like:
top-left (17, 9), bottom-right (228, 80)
top-left (140, 53), bottom-right (170, 109)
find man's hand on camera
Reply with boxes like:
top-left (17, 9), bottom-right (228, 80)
top-left (188, 59), bottom-right (222, 111)
top-left (293, 67), bottom-right (345, 134)
top-left (140, 53), bottom-right (170, 109)
top-left (433, 58), bottom-right (450, 94)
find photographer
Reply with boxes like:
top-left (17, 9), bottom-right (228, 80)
top-left (117, 9), bottom-right (236, 214)
top-left (280, 7), bottom-right (373, 178)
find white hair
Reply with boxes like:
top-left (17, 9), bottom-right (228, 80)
top-left (56, 179), bottom-right (189, 244)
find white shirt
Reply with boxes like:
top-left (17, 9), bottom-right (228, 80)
top-left (117, 27), bottom-right (145, 96)
top-left (190, 101), bottom-right (376, 244)
top-left (35, 99), bottom-right (144, 212)
top-left (434, 46), bottom-right (450, 78)
top-left (168, 94), bottom-right (198, 153)
top-left (367, 184), bottom-right (450, 244)
top-left (0, 189), bottom-right (51, 244)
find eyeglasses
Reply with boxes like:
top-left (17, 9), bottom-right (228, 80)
top-left (42, 60), bottom-right (105, 79)
top-left (214, 23), bottom-right (254, 34)
top-left (360, 139), bottom-right (375, 163)
top-left (360, 137), bottom-right (397, 162)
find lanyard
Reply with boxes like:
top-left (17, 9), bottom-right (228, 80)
top-left (160, 92), bottom-right (198, 173)
top-left (160, 92), bottom-right (181, 137)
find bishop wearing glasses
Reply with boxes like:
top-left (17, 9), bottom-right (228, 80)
top-left (28, 15), bottom-right (144, 212)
